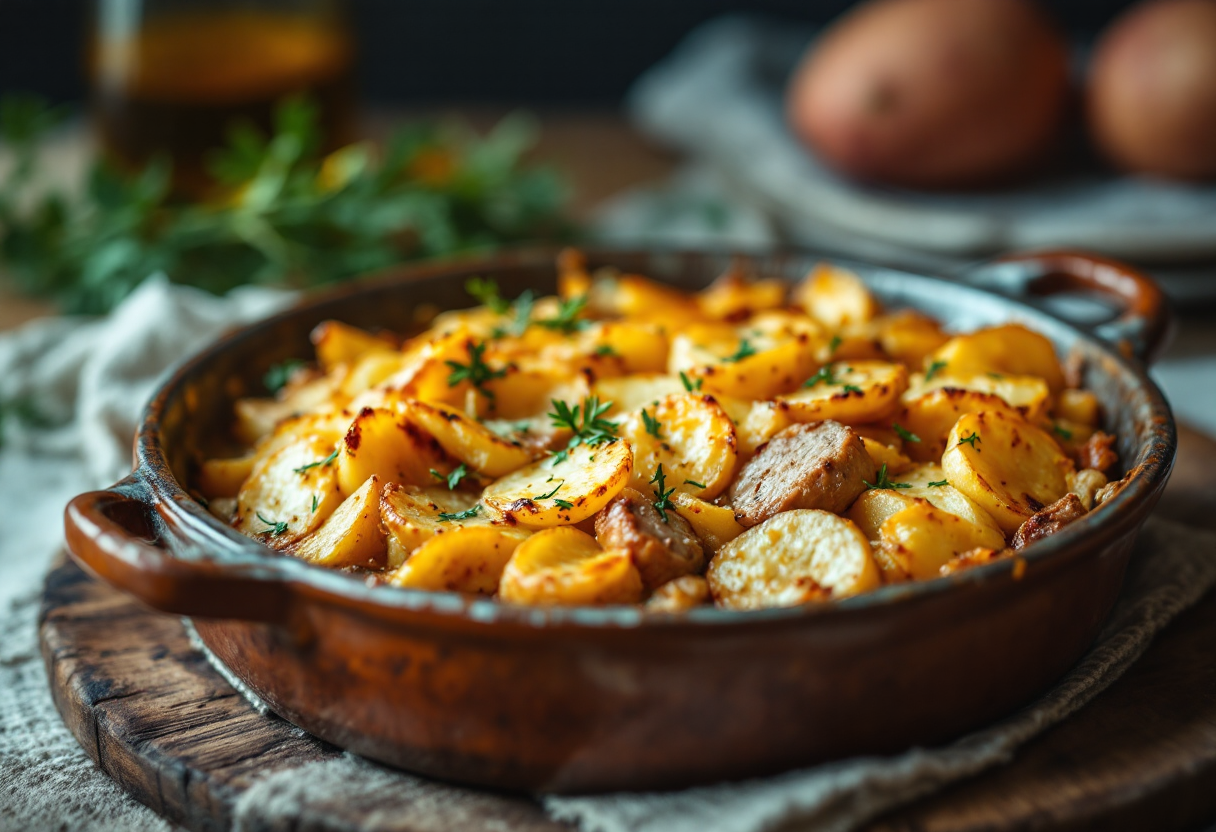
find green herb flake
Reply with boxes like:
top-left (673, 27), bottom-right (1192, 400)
top-left (256, 512), bottom-right (290, 536)
top-left (649, 463), bottom-right (677, 523)
top-left (553, 498), bottom-right (574, 510)
top-left (438, 505), bottom-right (482, 522)
top-left (722, 338), bottom-right (757, 363)
top-left (957, 431), bottom-right (982, 449)
top-left (465, 276), bottom-right (510, 313)
top-left (293, 448), bottom-right (339, 475)
top-left (925, 360), bottom-right (948, 382)
top-left (842, 384), bottom-right (864, 395)
top-left (264, 359), bottom-right (306, 394)
top-left (1052, 423), bottom-right (1073, 441)
top-left (310, 494), bottom-right (320, 513)
top-left (641, 407), bottom-right (663, 440)
top-left (803, 363), bottom-right (850, 389)
top-left (927, 479), bottom-right (949, 488)
top-left (548, 395), bottom-right (619, 449)
top-left (679, 370), bottom-right (703, 392)
top-left (683, 479), bottom-right (707, 489)
top-left (535, 295), bottom-right (589, 334)
top-left (431, 463), bottom-right (469, 490)
top-left (446, 340), bottom-right (507, 399)
top-left (533, 481), bottom-right (564, 500)
top-left (892, 423), bottom-right (921, 443)
top-left (827, 334), bottom-right (842, 356)
top-left (594, 344), bottom-right (617, 357)
top-left (863, 463), bottom-right (913, 491)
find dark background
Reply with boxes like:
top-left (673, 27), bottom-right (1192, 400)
top-left (0, 0), bottom-right (1142, 105)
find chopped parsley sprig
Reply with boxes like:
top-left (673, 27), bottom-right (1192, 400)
top-left (892, 423), bottom-right (921, 443)
top-left (641, 407), bottom-right (663, 439)
top-left (534, 295), bottom-right (589, 334)
top-left (548, 396), bottom-right (619, 464)
top-left (431, 463), bottom-right (470, 490)
top-left (957, 431), bottom-right (982, 449)
top-left (649, 464), bottom-right (676, 523)
top-left (863, 464), bottom-right (912, 491)
top-left (464, 276), bottom-right (510, 313)
top-left (256, 512), bottom-right (289, 536)
top-left (679, 371), bottom-right (703, 392)
top-left (438, 505), bottom-right (482, 522)
top-left (803, 363), bottom-right (851, 389)
top-left (722, 338), bottom-right (757, 363)
top-left (925, 359), bottom-right (948, 381)
top-left (446, 340), bottom-right (507, 399)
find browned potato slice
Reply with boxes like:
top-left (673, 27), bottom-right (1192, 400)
top-left (388, 525), bottom-right (529, 594)
top-left (592, 374), bottom-right (686, 417)
top-left (715, 397), bottom-right (796, 460)
top-left (777, 360), bottom-right (908, 424)
top-left (927, 324), bottom-right (1066, 393)
top-left (646, 575), bottom-right (711, 612)
top-left (290, 476), bottom-right (387, 568)
top-left (582, 321), bottom-right (670, 374)
top-left (707, 509), bottom-right (880, 609)
top-left (877, 501), bottom-right (1006, 581)
top-left (846, 488), bottom-right (919, 542)
top-left (336, 407), bottom-right (455, 496)
top-left (697, 271), bottom-right (787, 321)
top-left (311, 320), bottom-right (396, 372)
top-left (198, 453), bottom-right (257, 499)
top-left (908, 371), bottom-right (1051, 421)
top-left (620, 393), bottom-right (738, 500)
top-left (861, 437), bottom-right (913, 475)
top-left (793, 263), bottom-right (879, 327)
top-left (379, 483), bottom-right (487, 568)
top-left (402, 400), bottom-right (534, 477)
top-left (942, 410), bottom-right (1074, 534)
top-left (483, 439), bottom-right (633, 527)
top-left (897, 387), bottom-right (1023, 462)
top-left (1056, 389), bottom-right (1102, 427)
top-left (872, 310), bottom-right (950, 366)
top-left (670, 492), bottom-right (745, 554)
top-left (499, 527), bottom-right (643, 606)
top-left (234, 373), bottom-right (341, 445)
top-left (668, 324), bottom-right (817, 401)
top-left (900, 464), bottom-right (1005, 543)
top-left (234, 435), bottom-right (344, 547)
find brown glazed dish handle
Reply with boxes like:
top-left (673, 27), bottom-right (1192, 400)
top-left (962, 250), bottom-right (1172, 364)
top-left (64, 475), bottom-right (291, 622)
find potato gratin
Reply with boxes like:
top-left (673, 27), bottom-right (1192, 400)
top-left (198, 252), bottom-right (1123, 611)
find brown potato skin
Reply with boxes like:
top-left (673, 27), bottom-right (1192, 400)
top-left (1088, 0), bottom-right (1216, 180)
top-left (727, 421), bottom-right (876, 528)
top-left (786, 0), bottom-right (1070, 189)
top-left (595, 488), bottom-right (706, 591)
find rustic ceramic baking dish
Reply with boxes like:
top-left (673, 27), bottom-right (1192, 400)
top-left (64, 248), bottom-right (1174, 793)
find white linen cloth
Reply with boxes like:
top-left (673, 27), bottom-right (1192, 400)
top-left (0, 278), bottom-right (1215, 832)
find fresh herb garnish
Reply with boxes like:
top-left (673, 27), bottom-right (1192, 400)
top-left (827, 335), bottom-right (842, 356)
top-left (649, 464), bottom-right (677, 523)
top-left (256, 512), bottom-right (289, 536)
top-left (863, 464), bottom-right (913, 491)
top-left (722, 338), bottom-right (757, 363)
top-left (842, 384), bottom-right (864, 395)
top-left (438, 505), bottom-right (482, 522)
top-left (683, 479), bottom-right (707, 489)
top-left (513, 421), bottom-right (531, 434)
top-left (446, 340), bottom-right (507, 399)
top-left (892, 423), bottom-right (921, 443)
top-left (987, 372), bottom-right (1005, 380)
top-left (264, 359), bottom-right (306, 394)
top-left (1052, 423), bottom-right (1073, 441)
top-left (548, 395), bottom-right (619, 449)
top-left (535, 294), bottom-right (589, 334)
top-left (957, 431), bottom-right (982, 449)
top-left (465, 276), bottom-right (510, 313)
top-left (641, 407), bottom-right (663, 439)
top-left (431, 463), bottom-right (469, 490)
top-left (554, 498), bottom-right (574, 510)
top-left (927, 479), bottom-right (949, 487)
top-left (293, 448), bottom-right (339, 474)
top-left (594, 344), bottom-right (617, 357)
top-left (492, 289), bottom-right (535, 338)
top-left (803, 363), bottom-right (850, 389)
top-left (533, 481), bottom-right (564, 500)
top-left (679, 370), bottom-right (703, 392)
top-left (925, 360), bottom-right (948, 381)
top-left (310, 494), bottom-right (320, 513)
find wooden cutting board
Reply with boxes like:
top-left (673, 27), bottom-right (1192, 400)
top-left (40, 426), bottom-right (1216, 832)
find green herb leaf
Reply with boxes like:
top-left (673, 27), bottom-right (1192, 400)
top-left (256, 512), bottom-right (289, 536)
top-left (535, 294), bottom-right (589, 334)
top-left (683, 479), bottom-right (707, 489)
top-left (594, 344), bottom-right (616, 357)
top-left (438, 505), bottom-right (482, 522)
top-left (311, 494), bottom-right (320, 513)
top-left (927, 479), bottom-right (949, 487)
top-left (465, 276), bottom-right (510, 313)
top-left (892, 423), bottom-right (921, 443)
top-left (553, 498), bottom-right (574, 510)
top-left (957, 431), bottom-right (982, 449)
top-left (925, 360), bottom-right (948, 381)
top-left (649, 463), bottom-right (676, 523)
top-left (431, 463), bottom-right (469, 490)
top-left (827, 334), bottom-right (842, 356)
top-left (679, 370), bottom-right (703, 392)
top-left (1052, 423), bottom-right (1073, 441)
top-left (293, 448), bottom-right (339, 474)
top-left (548, 395), bottom-right (618, 448)
top-left (533, 481), bottom-right (564, 500)
top-left (842, 384), bottom-right (864, 394)
top-left (722, 338), bottom-right (757, 363)
top-left (863, 463), bottom-right (913, 491)
top-left (446, 341), bottom-right (507, 399)
top-left (264, 359), bottom-right (306, 394)
top-left (641, 407), bottom-right (663, 440)
top-left (803, 363), bottom-right (850, 389)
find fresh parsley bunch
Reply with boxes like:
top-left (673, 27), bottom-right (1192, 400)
top-left (0, 95), bottom-right (572, 314)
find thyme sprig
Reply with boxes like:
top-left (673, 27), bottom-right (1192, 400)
top-left (863, 464), bottom-right (912, 491)
top-left (649, 464), bottom-right (677, 523)
top-left (446, 341), bottom-right (507, 399)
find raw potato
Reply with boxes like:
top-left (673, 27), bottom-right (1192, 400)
top-left (877, 501), bottom-right (1007, 581)
top-left (380, 483), bottom-right (487, 567)
top-left (592, 374), bottom-right (686, 417)
top-left (927, 324), bottom-right (1066, 393)
top-left (336, 407), bottom-right (455, 496)
top-left (942, 410), bottom-right (1074, 534)
top-left (620, 393), bottom-right (739, 499)
top-left (646, 575), bottom-right (711, 612)
top-left (670, 492), bottom-right (745, 554)
top-left (482, 439), bottom-right (633, 527)
top-left (234, 435), bottom-right (344, 547)
top-left (291, 476), bottom-right (387, 568)
top-left (402, 400), bottom-right (534, 476)
top-left (708, 510), bottom-right (880, 610)
top-left (777, 360), bottom-right (908, 424)
top-left (898, 387), bottom-right (1023, 462)
top-left (388, 525), bottom-right (529, 594)
top-left (499, 527), bottom-right (643, 606)
top-left (793, 263), bottom-right (878, 327)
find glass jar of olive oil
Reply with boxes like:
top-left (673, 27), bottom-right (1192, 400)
top-left (90, 0), bottom-right (355, 195)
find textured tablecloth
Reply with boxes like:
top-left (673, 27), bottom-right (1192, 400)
top-left (1, 278), bottom-right (1215, 832)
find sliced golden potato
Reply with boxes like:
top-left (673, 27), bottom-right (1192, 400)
top-left (380, 483), bottom-right (487, 567)
top-left (401, 400), bottom-right (534, 477)
top-left (592, 374), bottom-right (686, 417)
top-left (337, 350), bottom-right (413, 398)
top-left (668, 325), bottom-right (817, 402)
top-left (311, 320), bottom-right (396, 372)
top-left (861, 437), bottom-right (913, 475)
top-left (483, 439), bottom-right (633, 527)
top-left (942, 410), bottom-right (1074, 534)
top-left (619, 393), bottom-right (738, 500)
top-left (898, 387), bottom-right (1023, 462)
top-left (872, 310), bottom-right (950, 367)
top-left (499, 527), bottom-right (643, 606)
top-left (336, 407), bottom-right (455, 496)
top-left (707, 510), bottom-right (880, 610)
top-left (670, 492), bottom-right (745, 554)
top-left (235, 373), bottom-right (341, 444)
top-left (388, 525), bottom-right (529, 594)
top-left (697, 271), bottom-right (787, 321)
top-left (646, 575), bottom-right (711, 612)
top-left (715, 398), bottom-right (796, 459)
top-left (777, 360), bottom-right (908, 424)
top-left (908, 371), bottom-right (1051, 421)
top-left (927, 324), bottom-right (1066, 393)
top-left (1056, 389), bottom-right (1102, 427)
top-left (477, 366), bottom-right (590, 421)
top-left (900, 463), bottom-right (1005, 544)
top-left (608, 274), bottom-right (704, 329)
top-left (290, 476), bottom-right (387, 568)
top-left (583, 321), bottom-right (670, 374)
top-left (846, 488), bottom-right (919, 543)
top-left (234, 435), bottom-right (344, 547)
top-left (877, 501), bottom-right (1006, 581)
top-left (198, 453), bottom-right (257, 499)
top-left (793, 262), bottom-right (878, 328)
